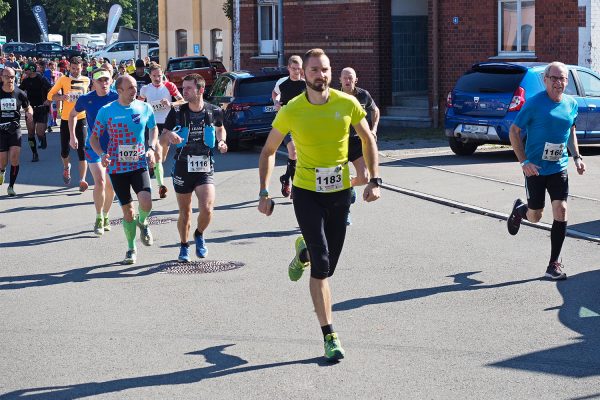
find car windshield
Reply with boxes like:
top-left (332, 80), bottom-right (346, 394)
top-left (455, 70), bottom-right (526, 93)
top-left (167, 59), bottom-right (210, 71)
top-left (237, 76), bottom-right (284, 97)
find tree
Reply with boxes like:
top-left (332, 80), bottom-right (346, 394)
top-left (0, 0), bottom-right (10, 20)
top-left (223, 0), bottom-right (232, 21)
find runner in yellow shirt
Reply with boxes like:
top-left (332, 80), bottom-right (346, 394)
top-left (47, 56), bottom-right (90, 190)
top-left (258, 49), bottom-right (381, 361)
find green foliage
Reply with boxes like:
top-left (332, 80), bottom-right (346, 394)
top-left (0, 0), bottom-right (10, 20)
top-left (223, 0), bottom-right (232, 21)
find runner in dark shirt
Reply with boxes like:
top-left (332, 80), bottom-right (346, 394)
top-left (0, 67), bottom-right (33, 196)
top-left (19, 62), bottom-right (52, 160)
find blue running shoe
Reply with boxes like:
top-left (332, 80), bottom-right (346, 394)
top-left (195, 234), bottom-right (208, 258)
top-left (178, 245), bottom-right (190, 262)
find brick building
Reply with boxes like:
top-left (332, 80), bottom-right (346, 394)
top-left (236, 0), bottom-right (598, 127)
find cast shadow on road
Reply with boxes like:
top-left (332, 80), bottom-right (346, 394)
top-left (159, 228), bottom-right (302, 249)
top-left (0, 230), bottom-right (97, 249)
top-left (383, 149), bottom-right (517, 168)
top-left (0, 201), bottom-right (94, 215)
top-left (0, 261), bottom-right (165, 291)
top-left (0, 344), bottom-right (332, 400)
top-left (214, 198), bottom-right (292, 211)
top-left (333, 271), bottom-right (539, 312)
top-left (490, 269), bottom-right (600, 378)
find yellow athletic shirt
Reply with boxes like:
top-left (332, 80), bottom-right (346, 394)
top-left (47, 74), bottom-right (90, 120)
top-left (272, 89), bottom-right (366, 192)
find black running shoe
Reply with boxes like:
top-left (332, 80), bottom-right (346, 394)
top-left (280, 174), bottom-right (291, 198)
top-left (39, 135), bottom-right (47, 149)
top-left (32, 153), bottom-right (39, 162)
top-left (507, 198), bottom-right (525, 235)
top-left (545, 261), bottom-right (567, 280)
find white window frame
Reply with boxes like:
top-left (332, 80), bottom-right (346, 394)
top-left (257, 0), bottom-right (278, 56)
top-left (497, 0), bottom-right (535, 57)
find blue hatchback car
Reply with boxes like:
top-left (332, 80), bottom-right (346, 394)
top-left (205, 70), bottom-right (287, 150)
top-left (445, 62), bottom-right (600, 155)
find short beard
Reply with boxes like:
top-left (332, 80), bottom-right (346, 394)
top-left (306, 79), bottom-right (328, 92)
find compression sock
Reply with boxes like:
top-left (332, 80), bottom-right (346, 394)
top-left (154, 162), bottom-right (164, 186)
top-left (9, 165), bottom-right (19, 186)
top-left (321, 324), bottom-right (334, 339)
top-left (28, 137), bottom-right (38, 154)
top-left (550, 220), bottom-right (567, 263)
top-left (287, 158), bottom-right (297, 181)
top-left (123, 219), bottom-right (137, 250)
top-left (138, 208), bottom-right (151, 226)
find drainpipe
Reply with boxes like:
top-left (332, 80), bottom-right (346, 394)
top-left (432, 0), bottom-right (439, 128)
top-left (233, 0), bottom-right (240, 70)
top-left (278, 0), bottom-right (284, 66)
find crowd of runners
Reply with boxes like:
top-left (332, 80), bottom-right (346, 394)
top-left (0, 49), bottom-right (585, 361)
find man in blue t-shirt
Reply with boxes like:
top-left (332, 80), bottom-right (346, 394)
top-left (90, 74), bottom-right (159, 265)
top-left (70, 67), bottom-right (119, 236)
top-left (506, 61), bottom-right (586, 280)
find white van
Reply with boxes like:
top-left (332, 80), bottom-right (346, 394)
top-left (92, 40), bottom-right (158, 63)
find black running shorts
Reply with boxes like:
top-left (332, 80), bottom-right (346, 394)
top-left (171, 161), bottom-right (214, 194)
top-left (109, 168), bottom-right (152, 206)
top-left (348, 135), bottom-right (363, 163)
top-left (525, 170), bottom-right (569, 210)
top-left (0, 129), bottom-right (22, 151)
top-left (60, 119), bottom-right (87, 160)
top-left (32, 105), bottom-right (49, 124)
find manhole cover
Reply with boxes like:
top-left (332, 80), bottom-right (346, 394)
top-left (156, 260), bottom-right (245, 274)
top-left (110, 216), bottom-right (177, 226)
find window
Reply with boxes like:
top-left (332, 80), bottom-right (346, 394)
top-left (211, 29), bottom-right (223, 61)
top-left (257, 0), bottom-right (278, 55)
top-left (498, 1), bottom-right (535, 55)
top-left (176, 29), bottom-right (188, 57)
top-left (578, 70), bottom-right (600, 97)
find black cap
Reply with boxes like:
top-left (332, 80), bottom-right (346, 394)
top-left (135, 59), bottom-right (145, 68)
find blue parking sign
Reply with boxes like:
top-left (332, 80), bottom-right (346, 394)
top-left (193, 44), bottom-right (200, 55)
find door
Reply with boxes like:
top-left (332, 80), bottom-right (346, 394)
top-left (575, 69), bottom-right (600, 139)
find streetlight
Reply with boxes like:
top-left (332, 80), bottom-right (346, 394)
top-left (16, 0), bottom-right (20, 42)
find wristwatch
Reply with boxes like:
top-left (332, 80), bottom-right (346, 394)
top-left (573, 155), bottom-right (583, 160)
top-left (369, 177), bottom-right (382, 187)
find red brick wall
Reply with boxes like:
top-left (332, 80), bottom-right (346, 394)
top-left (429, 0), bottom-right (580, 124)
top-left (239, 0), bottom-right (392, 107)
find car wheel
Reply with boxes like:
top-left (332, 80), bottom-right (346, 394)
top-left (448, 137), bottom-right (478, 156)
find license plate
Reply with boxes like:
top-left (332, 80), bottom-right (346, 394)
top-left (462, 124), bottom-right (488, 134)
top-left (263, 106), bottom-right (277, 113)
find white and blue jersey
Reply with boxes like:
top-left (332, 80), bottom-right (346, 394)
top-left (91, 99), bottom-right (156, 175)
top-left (75, 90), bottom-right (119, 163)
top-left (514, 92), bottom-right (578, 176)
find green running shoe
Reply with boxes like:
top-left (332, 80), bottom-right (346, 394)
top-left (94, 218), bottom-right (104, 236)
top-left (288, 236), bottom-right (309, 281)
top-left (137, 222), bottom-right (153, 246)
top-left (324, 333), bottom-right (345, 361)
top-left (103, 217), bottom-right (111, 232)
top-left (123, 249), bottom-right (137, 265)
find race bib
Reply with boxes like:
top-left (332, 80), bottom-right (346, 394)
top-left (316, 166), bottom-right (343, 193)
top-left (187, 155), bottom-right (211, 173)
top-left (151, 100), bottom-right (168, 112)
top-left (542, 142), bottom-right (565, 162)
top-left (66, 92), bottom-right (83, 103)
top-left (118, 144), bottom-right (140, 163)
top-left (0, 98), bottom-right (16, 111)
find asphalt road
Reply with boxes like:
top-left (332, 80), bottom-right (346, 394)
top-left (1, 133), bottom-right (600, 399)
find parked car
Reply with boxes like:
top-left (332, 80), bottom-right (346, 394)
top-left (165, 56), bottom-right (217, 91)
top-left (205, 70), bottom-right (288, 150)
top-left (91, 40), bottom-right (159, 63)
top-left (1, 42), bottom-right (36, 57)
top-left (445, 62), bottom-right (600, 155)
top-left (148, 47), bottom-right (159, 64)
top-left (210, 60), bottom-right (226, 76)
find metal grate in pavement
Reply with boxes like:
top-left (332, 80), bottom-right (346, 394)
top-left (156, 260), bottom-right (245, 274)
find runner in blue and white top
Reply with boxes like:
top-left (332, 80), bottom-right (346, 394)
top-left (90, 74), bottom-right (159, 265)
top-left (506, 61), bottom-right (586, 281)
top-left (70, 67), bottom-right (119, 235)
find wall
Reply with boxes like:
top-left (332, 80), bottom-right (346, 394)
top-left (239, 0), bottom-right (392, 107)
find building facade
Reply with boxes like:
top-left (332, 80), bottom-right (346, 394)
top-left (157, 0), bottom-right (232, 70)
top-left (237, 0), bottom-right (599, 127)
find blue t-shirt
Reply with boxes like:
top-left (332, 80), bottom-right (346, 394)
top-left (513, 92), bottom-right (578, 175)
top-left (75, 90), bottom-right (119, 163)
top-left (92, 99), bottom-right (156, 174)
